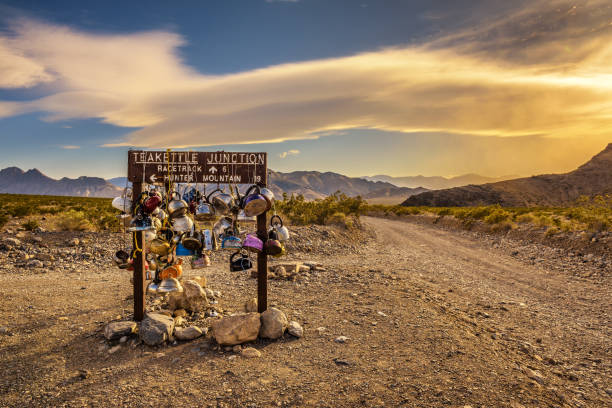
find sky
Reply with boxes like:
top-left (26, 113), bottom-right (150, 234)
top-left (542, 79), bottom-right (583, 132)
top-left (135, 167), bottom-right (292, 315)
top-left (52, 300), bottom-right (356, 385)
top-left (0, 0), bottom-right (611, 179)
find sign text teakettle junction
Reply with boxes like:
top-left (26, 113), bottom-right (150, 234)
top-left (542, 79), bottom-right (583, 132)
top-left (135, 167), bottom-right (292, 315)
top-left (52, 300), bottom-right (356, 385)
top-left (128, 150), bottom-right (267, 185)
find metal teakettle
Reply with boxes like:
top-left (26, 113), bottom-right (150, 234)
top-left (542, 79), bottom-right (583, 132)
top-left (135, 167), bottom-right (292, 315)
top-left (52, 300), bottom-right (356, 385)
top-left (210, 188), bottom-right (235, 215)
top-left (195, 189), bottom-right (218, 221)
top-left (241, 185), bottom-right (268, 217)
top-left (167, 192), bottom-right (189, 219)
top-left (270, 215), bottom-right (290, 242)
top-left (157, 277), bottom-right (183, 293)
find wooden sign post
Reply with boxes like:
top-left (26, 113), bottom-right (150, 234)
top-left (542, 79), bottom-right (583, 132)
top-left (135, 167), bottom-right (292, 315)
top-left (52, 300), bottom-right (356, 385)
top-left (127, 150), bottom-right (269, 320)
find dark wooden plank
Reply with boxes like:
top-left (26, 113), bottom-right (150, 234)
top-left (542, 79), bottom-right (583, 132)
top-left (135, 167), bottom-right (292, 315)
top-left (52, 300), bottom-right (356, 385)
top-left (256, 211), bottom-right (268, 313)
top-left (131, 181), bottom-right (146, 321)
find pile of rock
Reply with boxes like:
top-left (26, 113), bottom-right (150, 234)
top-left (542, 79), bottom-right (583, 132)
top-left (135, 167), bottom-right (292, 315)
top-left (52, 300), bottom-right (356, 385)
top-left (250, 261), bottom-right (325, 281)
top-left (104, 274), bottom-right (302, 352)
top-left (211, 307), bottom-right (303, 346)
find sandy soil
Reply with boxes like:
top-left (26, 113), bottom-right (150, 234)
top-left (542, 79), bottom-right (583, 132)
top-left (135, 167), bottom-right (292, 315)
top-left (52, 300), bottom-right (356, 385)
top-left (0, 217), bottom-right (610, 407)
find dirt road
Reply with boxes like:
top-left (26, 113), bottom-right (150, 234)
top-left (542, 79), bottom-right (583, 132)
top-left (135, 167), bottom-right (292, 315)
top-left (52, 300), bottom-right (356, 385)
top-left (0, 218), bottom-right (609, 407)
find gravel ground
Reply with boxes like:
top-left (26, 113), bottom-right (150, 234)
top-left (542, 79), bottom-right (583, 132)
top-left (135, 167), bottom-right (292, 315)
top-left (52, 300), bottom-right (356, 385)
top-left (0, 218), bottom-right (609, 407)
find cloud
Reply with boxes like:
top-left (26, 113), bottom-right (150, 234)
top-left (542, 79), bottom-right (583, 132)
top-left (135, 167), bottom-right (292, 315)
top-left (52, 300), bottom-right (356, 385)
top-left (279, 149), bottom-right (300, 158)
top-left (0, 38), bottom-right (53, 88)
top-left (0, 1), bottom-right (611, 149)
top-left (61, 145), bottom-right (80, 149)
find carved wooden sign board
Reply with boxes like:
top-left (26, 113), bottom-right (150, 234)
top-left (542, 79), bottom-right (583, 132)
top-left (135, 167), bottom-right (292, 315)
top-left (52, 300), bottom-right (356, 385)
top-left (128, 150), bottom-right (267, 185)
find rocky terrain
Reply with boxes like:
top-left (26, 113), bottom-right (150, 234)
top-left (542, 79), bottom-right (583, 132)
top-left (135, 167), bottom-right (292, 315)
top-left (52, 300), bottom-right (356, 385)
top-left (0, 167), bottom-right (122, 198)
top-left (0, 217), bottom-right (610, 407)
top-left (403, 143), bottom-right (612, 207)
top-left (363, 186), bottom-right (428, 205)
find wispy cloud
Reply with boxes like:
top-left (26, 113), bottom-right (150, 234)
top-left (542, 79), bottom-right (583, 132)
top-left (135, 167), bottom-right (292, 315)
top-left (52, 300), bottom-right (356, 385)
top-left (61, 145), bottom-right (80, 149)
top-left (0, 1), bottom-right (611, 150)
top-left (279, 149), bottom-right (300, 158)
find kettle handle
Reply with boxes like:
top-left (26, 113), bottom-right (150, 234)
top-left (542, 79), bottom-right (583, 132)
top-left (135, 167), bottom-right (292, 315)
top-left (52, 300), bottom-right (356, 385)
top-left (205, 188), bottom-right (223, 203)
top-left (270, 214), bottom-right (283, 228)
top-left (241, 185), bottom-right (261, 206)
top-left (230, 250), bottom-right (242, 263)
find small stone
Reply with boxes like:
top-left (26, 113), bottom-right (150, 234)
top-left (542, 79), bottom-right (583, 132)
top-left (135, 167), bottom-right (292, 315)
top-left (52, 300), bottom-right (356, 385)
top-left (244, 298), bottom-right (258, 313)
top-left (119, 336), bottom-right (128, 344)
top-left (78, 369), bottom-right (90, 379)
top-left (174, 326), bottom-right (203, 341)
top-left (241, 347), bottom-right (261, 358)
top-left (377, 311), bottom-right (387, 317)
top-left (316, 327), bottom-right (326, 335)
top-left (333, 358), bottom-right (351, 366)
top-left (26, 259), bottom-right (43, 268)
top-left (274, 265), bottom-right (287, 278)
top-left (525, 368), bottom-right (545, 385)
top-left (232, 345), bottom-right (242, 353)
top-left (334, 336), bottom-right (349, 343)
top-left (173, 309), bottom-right (187, 318)
top-left (287, 321), bottom-right (303, 338)
top-left (174, 316), bottom-right (187, 326)
top-left (108, 345), bottom-right (121, 354)
top-left (68, 238), bottom-right (80, 246)
top-left (154, 352), bottom-right (165, 358)
top-left (192, 276), bottom-right (207, 287)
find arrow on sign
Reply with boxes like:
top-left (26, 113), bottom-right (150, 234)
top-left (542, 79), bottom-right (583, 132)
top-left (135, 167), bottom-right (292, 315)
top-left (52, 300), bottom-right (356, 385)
top-left (150, 175), bottom-right (157, 183)
top-left (209, 166), bottom-right (218, 174)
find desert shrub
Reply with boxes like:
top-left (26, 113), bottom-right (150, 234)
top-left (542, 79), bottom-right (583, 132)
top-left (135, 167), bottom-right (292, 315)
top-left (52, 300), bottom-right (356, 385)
top-left (22, 219), bottom-right (39, 231)
top-left (483, 209), bottom-right (511, 224)
top-left (490, 220), bottom-right (515, 232)
top-left (55, 210), bottom-right (93, 231)
top-left (516, 213), bottom-right (536, 224)
top-left (277, 192), bottom-right (366, 226)
top-left (10, 205), bottom-right (31, 217)
top-left (545, 227), bottom-right (560, 237)
top-left (0, 214), bottom-right (8, 228)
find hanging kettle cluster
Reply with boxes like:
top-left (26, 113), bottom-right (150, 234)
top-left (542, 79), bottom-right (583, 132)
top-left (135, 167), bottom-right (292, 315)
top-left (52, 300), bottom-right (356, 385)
top-left (112, 182), bottom-right (290, 292)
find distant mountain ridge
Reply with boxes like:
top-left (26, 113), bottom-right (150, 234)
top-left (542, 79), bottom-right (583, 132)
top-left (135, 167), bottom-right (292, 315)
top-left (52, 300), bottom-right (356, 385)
top-left (363, 173), bottom-right (517, 189)
top-left (0, 167), bottom-right (122, 198)
top-left (106, 171), bottom-right (428, 202)
top-left (402, 143), bottom-right (612, 207)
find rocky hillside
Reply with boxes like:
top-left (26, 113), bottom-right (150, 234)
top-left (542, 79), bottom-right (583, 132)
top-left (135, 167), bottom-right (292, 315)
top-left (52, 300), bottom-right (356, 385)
top-left (402, 143), bottom-right (612, 207)
top-left (364, 173), bottom-right (516, 189)
top-left (0, 167), bottom-right (123, 198)
top-left (363, 186), bottom-right (429, 204)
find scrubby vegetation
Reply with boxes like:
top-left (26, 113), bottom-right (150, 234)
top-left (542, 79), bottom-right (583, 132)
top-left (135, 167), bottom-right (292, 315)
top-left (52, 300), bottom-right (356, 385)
top-left (0, 194), bottom-right (121, 232)
top-left (1, 192), bottom-right (610, 234)
top-left (367, 194), bottom-right (612, 233)
top-left (276, 192), bottom-right (366, 228)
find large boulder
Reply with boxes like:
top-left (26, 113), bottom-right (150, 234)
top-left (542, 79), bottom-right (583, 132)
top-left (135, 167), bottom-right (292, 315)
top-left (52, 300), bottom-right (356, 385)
top-left (260, 308), bottom-right (288, 339)
top-left (104, 321), bottom-right (137, 341)
top-left (139, 313), bottom-right (175, 346)
top-left (212, 313), bottom-right (261, 346)
top-left (168, 280), bottom-right (208, 312)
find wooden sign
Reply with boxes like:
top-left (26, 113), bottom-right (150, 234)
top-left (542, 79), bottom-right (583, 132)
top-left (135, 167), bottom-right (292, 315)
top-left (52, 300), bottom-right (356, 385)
top-left (128, 150), bottom-right (267, 185)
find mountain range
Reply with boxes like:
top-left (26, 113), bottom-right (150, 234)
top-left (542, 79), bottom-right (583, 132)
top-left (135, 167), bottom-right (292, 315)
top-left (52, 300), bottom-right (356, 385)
top-left (363, 174), bottom-right (517, 190)
top-left (402, 143), bottom-right (612, 207)
top-left (2, 168), bottom-right (427, 201)
top-left (0, 167), bottom-right (123, 198)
